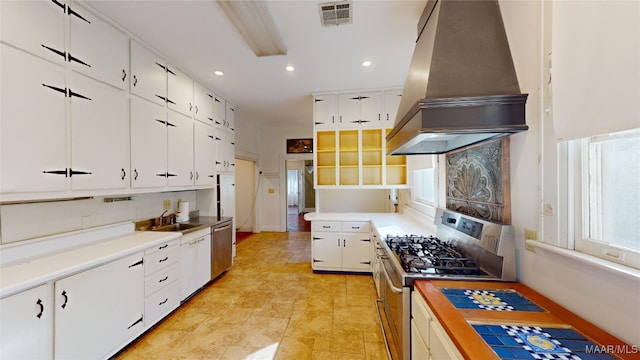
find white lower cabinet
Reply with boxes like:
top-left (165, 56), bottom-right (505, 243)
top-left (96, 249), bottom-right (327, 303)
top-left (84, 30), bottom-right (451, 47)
top-left (0, 284), bottom-right (52, 359)
top-left (54, 252), bottom-right (144, 360)
top-left (180, 228), bottom-right (212, 301)
top-left (311, 221), bottom-right (372, 272)
top-left (411, 291), bottom-right (464, 360)
top-left (144, 238), bottom-right (181, 327)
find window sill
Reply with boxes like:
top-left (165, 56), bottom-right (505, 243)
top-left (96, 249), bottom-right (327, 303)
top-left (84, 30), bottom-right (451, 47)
top-left (526, 240), bottom-right (640, 282)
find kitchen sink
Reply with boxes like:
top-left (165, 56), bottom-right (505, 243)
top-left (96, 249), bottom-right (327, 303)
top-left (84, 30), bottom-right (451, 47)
top-left (135, 222), bottom-right (204, 233)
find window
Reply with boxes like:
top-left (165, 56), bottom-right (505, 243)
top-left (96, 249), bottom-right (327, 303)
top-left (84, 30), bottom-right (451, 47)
top-left (575, 128), bottom-right (640, 269)
top-left (413, 168), bottom-right (436, 205)
top-left (406, 155), bottom-right (438, 217)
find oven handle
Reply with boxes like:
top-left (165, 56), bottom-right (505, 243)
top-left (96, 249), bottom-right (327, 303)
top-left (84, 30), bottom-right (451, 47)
top-left (381, 260), bottom-right (404, 294)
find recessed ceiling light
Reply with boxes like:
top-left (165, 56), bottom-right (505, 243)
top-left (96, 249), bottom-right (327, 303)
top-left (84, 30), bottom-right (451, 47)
top-left (286, 65), bottom-right (295, 72)
top-left (362, 60), bottom-right (372, 67)
top-left (214, 70), bottom-right (224, 76)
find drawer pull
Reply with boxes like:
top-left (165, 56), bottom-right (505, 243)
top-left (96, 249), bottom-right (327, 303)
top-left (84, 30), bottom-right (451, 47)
top-left (159, 276), bottom-right (169, 283)
top-left (159, 298), bottom-right (168, 306)
top-left (352, 226), bottom-right (360, 229)
top-left (159, 257), bottom-right (169, 263)
top-left (322, 225), bottom-right (331, 228)
top-left (159, 244), bottom-right (168, 250)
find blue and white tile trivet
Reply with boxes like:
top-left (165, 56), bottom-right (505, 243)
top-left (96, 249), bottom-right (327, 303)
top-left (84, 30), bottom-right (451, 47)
top-left (464, 289), bottom-right (515, 311)
top-left (502, 325), bottom-right (580, 359)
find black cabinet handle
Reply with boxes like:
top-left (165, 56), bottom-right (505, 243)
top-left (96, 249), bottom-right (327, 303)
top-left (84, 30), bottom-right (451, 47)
top-left (190, 171), bottom-right (193, 180)
top-left (159, 244), bottom-right (168, 250)
top-left (122, 69), bottom-right (126, 82)
top-left (121, 168), bottom-right (126, 180)
top-left (159, 276), bottom-right (168, 283)
top-left (36, 298), bottom-right (44, 319)
top-left (195, 172), bottom-right (199, 180)
top-left (128, 259), bottom-right (143, 268)
top-left (159, 298), bottom-right (168, 306)
top-left (343, 239), bottom-right (346, 247)
top-left (127, 316), bottom-right (143, 329)
top-left (189, 103), bottom-right (193, 111)
top-left (313, 259), bottom-right (323, 263)
top-left (61, 290), bottom-right (68, 309)
top-left (159, 257), bottom-right (168, 263)
top-left (208, 174), bottom-right (214, 178)
top-left (133, 75), bottom-right (138, 87)
top-left (195, 105), bottom-right (198, 114)
top-left (133, 169), bottom-right (139, 180)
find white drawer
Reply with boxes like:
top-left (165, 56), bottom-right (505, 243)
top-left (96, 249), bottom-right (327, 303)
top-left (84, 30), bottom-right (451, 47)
top-left (145, 263), bottom-right (179, 296)
top-left (145, 244), bottom-right (179, 275)
top-left (342, 221), bottom-right (370, 233)
top-left (145, 281), bottom-right (180, 328)
top-left (312, 221), bottom-right (341, 232)
top-left (412, 290), bottom-right (431, 345)
top-left (145, 238), bottom-right (180, 256)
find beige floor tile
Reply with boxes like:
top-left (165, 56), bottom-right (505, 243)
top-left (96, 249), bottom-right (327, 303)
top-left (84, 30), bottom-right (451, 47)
top-left (235, 316), bottom-right (290, 348)
top-left (285, 310), bottom-right (334, 338)
top-left (333, 306), bottom-right (380, 332)
top-left (221, 345), bottom-right (269, 360)
top-left (274, 336), bottom-right (315, 360)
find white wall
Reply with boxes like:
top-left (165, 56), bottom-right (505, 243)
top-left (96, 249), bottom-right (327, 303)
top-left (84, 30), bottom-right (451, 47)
top-left (316, 189), bottom-right (390, 213)
top-left (235, 159), bottom-right (256, 232)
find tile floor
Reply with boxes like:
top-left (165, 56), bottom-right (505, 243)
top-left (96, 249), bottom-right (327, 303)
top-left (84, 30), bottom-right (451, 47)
top-left (115, 231), bottom-right (388, 360)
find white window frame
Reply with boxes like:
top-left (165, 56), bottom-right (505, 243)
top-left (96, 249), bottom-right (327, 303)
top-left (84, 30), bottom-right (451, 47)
top-left (406, 155), bottom-right (439, 217)
top-left (569, 129), bottom-right (640, 270)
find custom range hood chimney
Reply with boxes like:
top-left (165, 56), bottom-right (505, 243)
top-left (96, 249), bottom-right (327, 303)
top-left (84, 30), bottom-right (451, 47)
top-left (387, 0), bottom-right (528, 155)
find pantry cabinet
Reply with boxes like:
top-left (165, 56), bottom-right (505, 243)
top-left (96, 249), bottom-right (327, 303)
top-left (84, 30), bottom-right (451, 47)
top-left (194, 122), bottom-right (216, 187)
top-left (311, 221), bottom-right (372, 272)
top-left (54, 252), bottom-right (144, 360)
top-left (69, 4), bottom-right (129, 90)
top-left (216, 128), bottom-right (235, 173)
top-left (0, 284), bottom-right (52, 360)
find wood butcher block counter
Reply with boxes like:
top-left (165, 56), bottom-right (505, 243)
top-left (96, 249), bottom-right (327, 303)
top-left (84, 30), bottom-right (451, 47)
top-left (414, 280), bottom-right (640, 360)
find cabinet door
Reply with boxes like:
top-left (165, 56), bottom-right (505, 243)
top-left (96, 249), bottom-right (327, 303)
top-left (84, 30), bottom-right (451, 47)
top-left (312, 232), bottom-right (342, 269)
top-left (411, 320), bottom-right (431, 360)
top-left (197, 234), bottom-right (212, 288)
top-left (215, 129), bottom-right (235, 173)
top-left (338, 93), bottom-right (361, 128)
top-left (342, 233), bottom-right (371, 270)
top-left (0, 0), bottom-right (66, 65)
top-left (69, 5), bottom-right (129, 90)
top-left (194, 122), bottom-right (216, 187)
top-left (54, 253), bottom-right (144, 360)
top-left (219, 174), bottom-right (235, 218)
top-left (384, 89), bottom-right (402, 128)
top-left (70, 73), bottom-right (129, 190)
top-left (130, 99), bottom-right (168, 188)
top-left (1, 45), bottom-right (67, 193)
top-left (0, 284), bottom-right (52, 360)
top-left (167, 111), bottom-right (194, 187)
top-left (130, 40), bottom-right (167, 106)
top-left (167, 65), bottom-right (193, 117)
top-left (225, 102), bottom-right (235, 132)
top-left (360, 91), bottom-right (383, 128)
top-left (313, 94), bottom-right (337, 129)
top-left (213, 95), bottom-right (226, 130)
top-left (179, 238), bottom-right (199, 301)
top-left (193, 82), bottom-right (215, 124)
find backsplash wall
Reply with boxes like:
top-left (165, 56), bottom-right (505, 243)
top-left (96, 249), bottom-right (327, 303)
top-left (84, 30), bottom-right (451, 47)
top-left (0, 191), bottom-right (198, 244)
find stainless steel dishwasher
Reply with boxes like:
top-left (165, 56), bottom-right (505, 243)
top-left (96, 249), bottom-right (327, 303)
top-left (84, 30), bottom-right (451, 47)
top-left (211, 218), bottom-right (233, 280)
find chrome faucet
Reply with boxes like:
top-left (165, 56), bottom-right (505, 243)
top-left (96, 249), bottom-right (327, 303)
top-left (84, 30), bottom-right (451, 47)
top-left (157, 210), bottom-right (168, 226)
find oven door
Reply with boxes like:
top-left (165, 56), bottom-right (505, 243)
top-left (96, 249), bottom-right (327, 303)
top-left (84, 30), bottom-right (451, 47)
top-left (381, 257), bottom-right (410, 360)
top-left (372, 235), bottom-right (384, 298)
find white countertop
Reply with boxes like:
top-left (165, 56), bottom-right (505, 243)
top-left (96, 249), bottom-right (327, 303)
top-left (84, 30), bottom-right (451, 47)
top-left (0, 230), bottom-right (180, 298)
top-left (304, 211), bottom-right (437, 238)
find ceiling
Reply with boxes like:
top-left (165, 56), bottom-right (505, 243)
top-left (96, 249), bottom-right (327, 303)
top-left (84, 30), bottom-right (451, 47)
top-left (82, 0), bottom-right (425, 127)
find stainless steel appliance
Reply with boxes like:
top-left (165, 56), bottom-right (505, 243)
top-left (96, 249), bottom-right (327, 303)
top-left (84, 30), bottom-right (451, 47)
top-left (376, 208), bottom-right (515, 360)
top-left (211, 218), bottom-right (233, 280)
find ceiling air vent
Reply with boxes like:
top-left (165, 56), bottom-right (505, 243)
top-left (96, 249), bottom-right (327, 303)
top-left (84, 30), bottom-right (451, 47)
top-left (318, 1), bottom-right (352, 26)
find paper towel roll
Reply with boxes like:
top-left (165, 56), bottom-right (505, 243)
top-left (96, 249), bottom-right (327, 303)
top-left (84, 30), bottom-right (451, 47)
top-left (177, 201), bottom-right (189, 222)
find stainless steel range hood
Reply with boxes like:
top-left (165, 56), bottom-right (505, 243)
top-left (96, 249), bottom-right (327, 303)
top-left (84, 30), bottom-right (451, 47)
top-left (387, 0), bottom-right (528, 155)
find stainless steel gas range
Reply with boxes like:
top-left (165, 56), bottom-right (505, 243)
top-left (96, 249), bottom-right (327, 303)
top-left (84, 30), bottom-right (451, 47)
top-left (374, 208), bottom-right (515, 360)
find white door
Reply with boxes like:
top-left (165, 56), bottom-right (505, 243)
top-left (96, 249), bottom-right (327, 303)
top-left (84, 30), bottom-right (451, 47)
top-left (213, 95), bottom-right (226, 130)
top-left (312, 233), bottom-right (342, 269)
top-left (130, 40), bottom-right (167, 106)
top-left (69, 4), bottom-right (129, 90)
top-left (313, 94), bottom-right (337, 129)
top-left (1, 45), bottom-right (67, 193)
top-left (130, 99), bottom-right (168, 188)
top-left (54, 253), bottom-right (144, 360)
top-left (196, 234), bottom-right (212, 288)
top-left (360, 91), bottom-right (383, 128)
top-left (0, 284), bottom-right (52, 360)
top-left (342, 233), bottom-right (371, 270)
top-left (338, 93), bottom-right (361, 128)
top-left (69, 73), bottom-right (129, 190)
top-left (384, 89), bottom-right (402, 128)
top-left (167, 111), bottom-right (194, 187)
top-left (225, 102), bottom-right (235, 132)
top-left (0, 0), bottom-right (66, 64)
top-left (194, 121), bottom-right (216, 186)
top-left (167, 65), bottom-right (193, 117)
top-left (193, 82), bottom-right (215, 124)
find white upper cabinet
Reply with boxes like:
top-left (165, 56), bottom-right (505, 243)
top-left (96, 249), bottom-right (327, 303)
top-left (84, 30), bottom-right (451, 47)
top-left (194, 122), bottom-right (216, 186)
top-left (213, 94), bottom-right (226, 129)
top-left (69, 73), bottom-right (129, 191)
top-left (313, 94), bottom-right (337, 129)
top-left (384, 89), bottom-right (402, 128)
top-left (69, 3), bottom-right (129, 90)
top-left (225, 102), bottom-right (235, 132)
top-left (167, 66), bottom-right (193, 117)
top-left (130, 40), bottom-right (167, 106)
top-left (337, 93), bottom-right (361, 128)
top-left (0, 0), bottom-right (66, 65)
top-left (338, 91), bottom-right (383, 129)
top-left (193, 82), bottom-right (215, 124)
top-left (167, 111), bottom-right (194, 187)
top-left (360, 91), bottom-right (384, 128)
top-left (130, 99), bottom-right (168, 189)
top-left (1, 44), bottom-right (67, 193)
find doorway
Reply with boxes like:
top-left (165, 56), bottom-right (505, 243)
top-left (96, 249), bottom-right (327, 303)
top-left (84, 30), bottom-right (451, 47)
top-left (286, 160), bottom-right (314, 232)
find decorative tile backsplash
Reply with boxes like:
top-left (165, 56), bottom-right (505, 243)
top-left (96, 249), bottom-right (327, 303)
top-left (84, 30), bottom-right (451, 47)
top-left (446, 138), bottom-right (511, 224)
